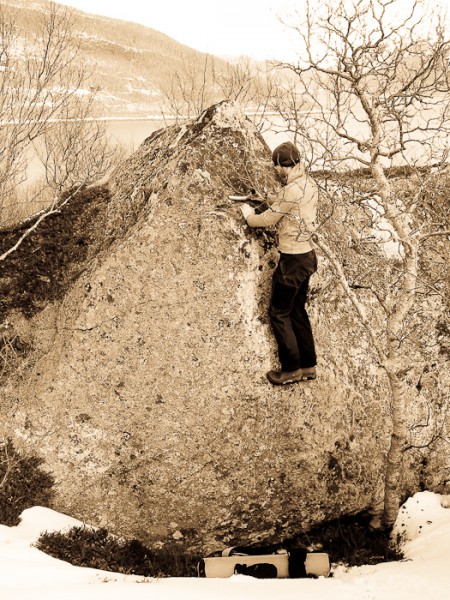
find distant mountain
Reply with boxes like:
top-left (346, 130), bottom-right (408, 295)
top-left (1, 0), bottom-right (244, 117)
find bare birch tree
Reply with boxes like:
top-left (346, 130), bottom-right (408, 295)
top-left (160, 53), bottom-right (281, 129)
top-left (0, 2), bottom-right (119, 252)
top-left (275, 0), bottom-right (450, 526)
top-left (159, 53), bottom-right (216, 122)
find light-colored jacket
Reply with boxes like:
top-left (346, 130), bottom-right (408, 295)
top-left (246, 164), bottom-right (318, 254)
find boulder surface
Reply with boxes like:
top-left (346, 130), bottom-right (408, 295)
top-left (0, 102), bottom-right (447, 550)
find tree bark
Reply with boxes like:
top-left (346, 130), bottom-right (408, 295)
top-left (382, 368), bottom-right (409, 526)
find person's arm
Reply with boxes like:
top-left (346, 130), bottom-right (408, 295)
top-left (246, 187), bottom-right (296, 228)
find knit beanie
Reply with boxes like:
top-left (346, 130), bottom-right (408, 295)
top-left (272, 142), bottom-right (301, 167)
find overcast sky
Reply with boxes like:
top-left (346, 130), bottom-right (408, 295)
top-left (53, 0), bottom-right (448, 62)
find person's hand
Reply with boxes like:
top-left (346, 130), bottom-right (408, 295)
top-left (240, 204), bottom-right (255, 220)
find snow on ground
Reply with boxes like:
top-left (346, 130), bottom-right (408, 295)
top-left (0, 491), bottom-right (449, 600)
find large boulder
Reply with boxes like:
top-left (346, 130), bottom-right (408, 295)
top-left (0, 102), bottom-right (447, 550)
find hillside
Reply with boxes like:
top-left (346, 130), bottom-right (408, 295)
top-left (1, 0), bottom-right (243, 117)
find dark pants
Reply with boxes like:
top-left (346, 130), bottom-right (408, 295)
top-left (269, 250), bottom-right (318, 372)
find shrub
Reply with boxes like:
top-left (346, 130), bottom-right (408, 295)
top-left (0, 185), bottom-right (112, 324)
top-left (0, 438), bottom-right (54, 526)
top-left (286, 512), bottom-right (404, 567)
top-left (35, 526), bottom-right (202, 577)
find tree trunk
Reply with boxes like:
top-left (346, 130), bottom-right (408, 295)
top-left (382, 368), bottom-right (409, 527)
top-left (369, 151), bottom-right (418, 528)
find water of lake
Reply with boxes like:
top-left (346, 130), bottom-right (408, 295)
top-left (107, 118), bottom-right (169, 151)
top-left (24, 119), bottom-right (166, 186)
top-left (106, 117), bottom-right (286, 152)
top-left (24, 116), bottom-right (288, 186)
top-left (25, 111), bottom-right (442, 189)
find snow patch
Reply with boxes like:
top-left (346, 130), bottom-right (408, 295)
top-left (0, 507), bottom-right (90, 545)
top-left (136, 88), bottom-right (159, 96)
top-left (1, 492), bottom-right (450, 598)
top-left (393, 491), bottom-right (450, 562)
top-left (170, 124), bottom-right (189, 149)
top-left (208, 101), bottom-right (254, 137)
